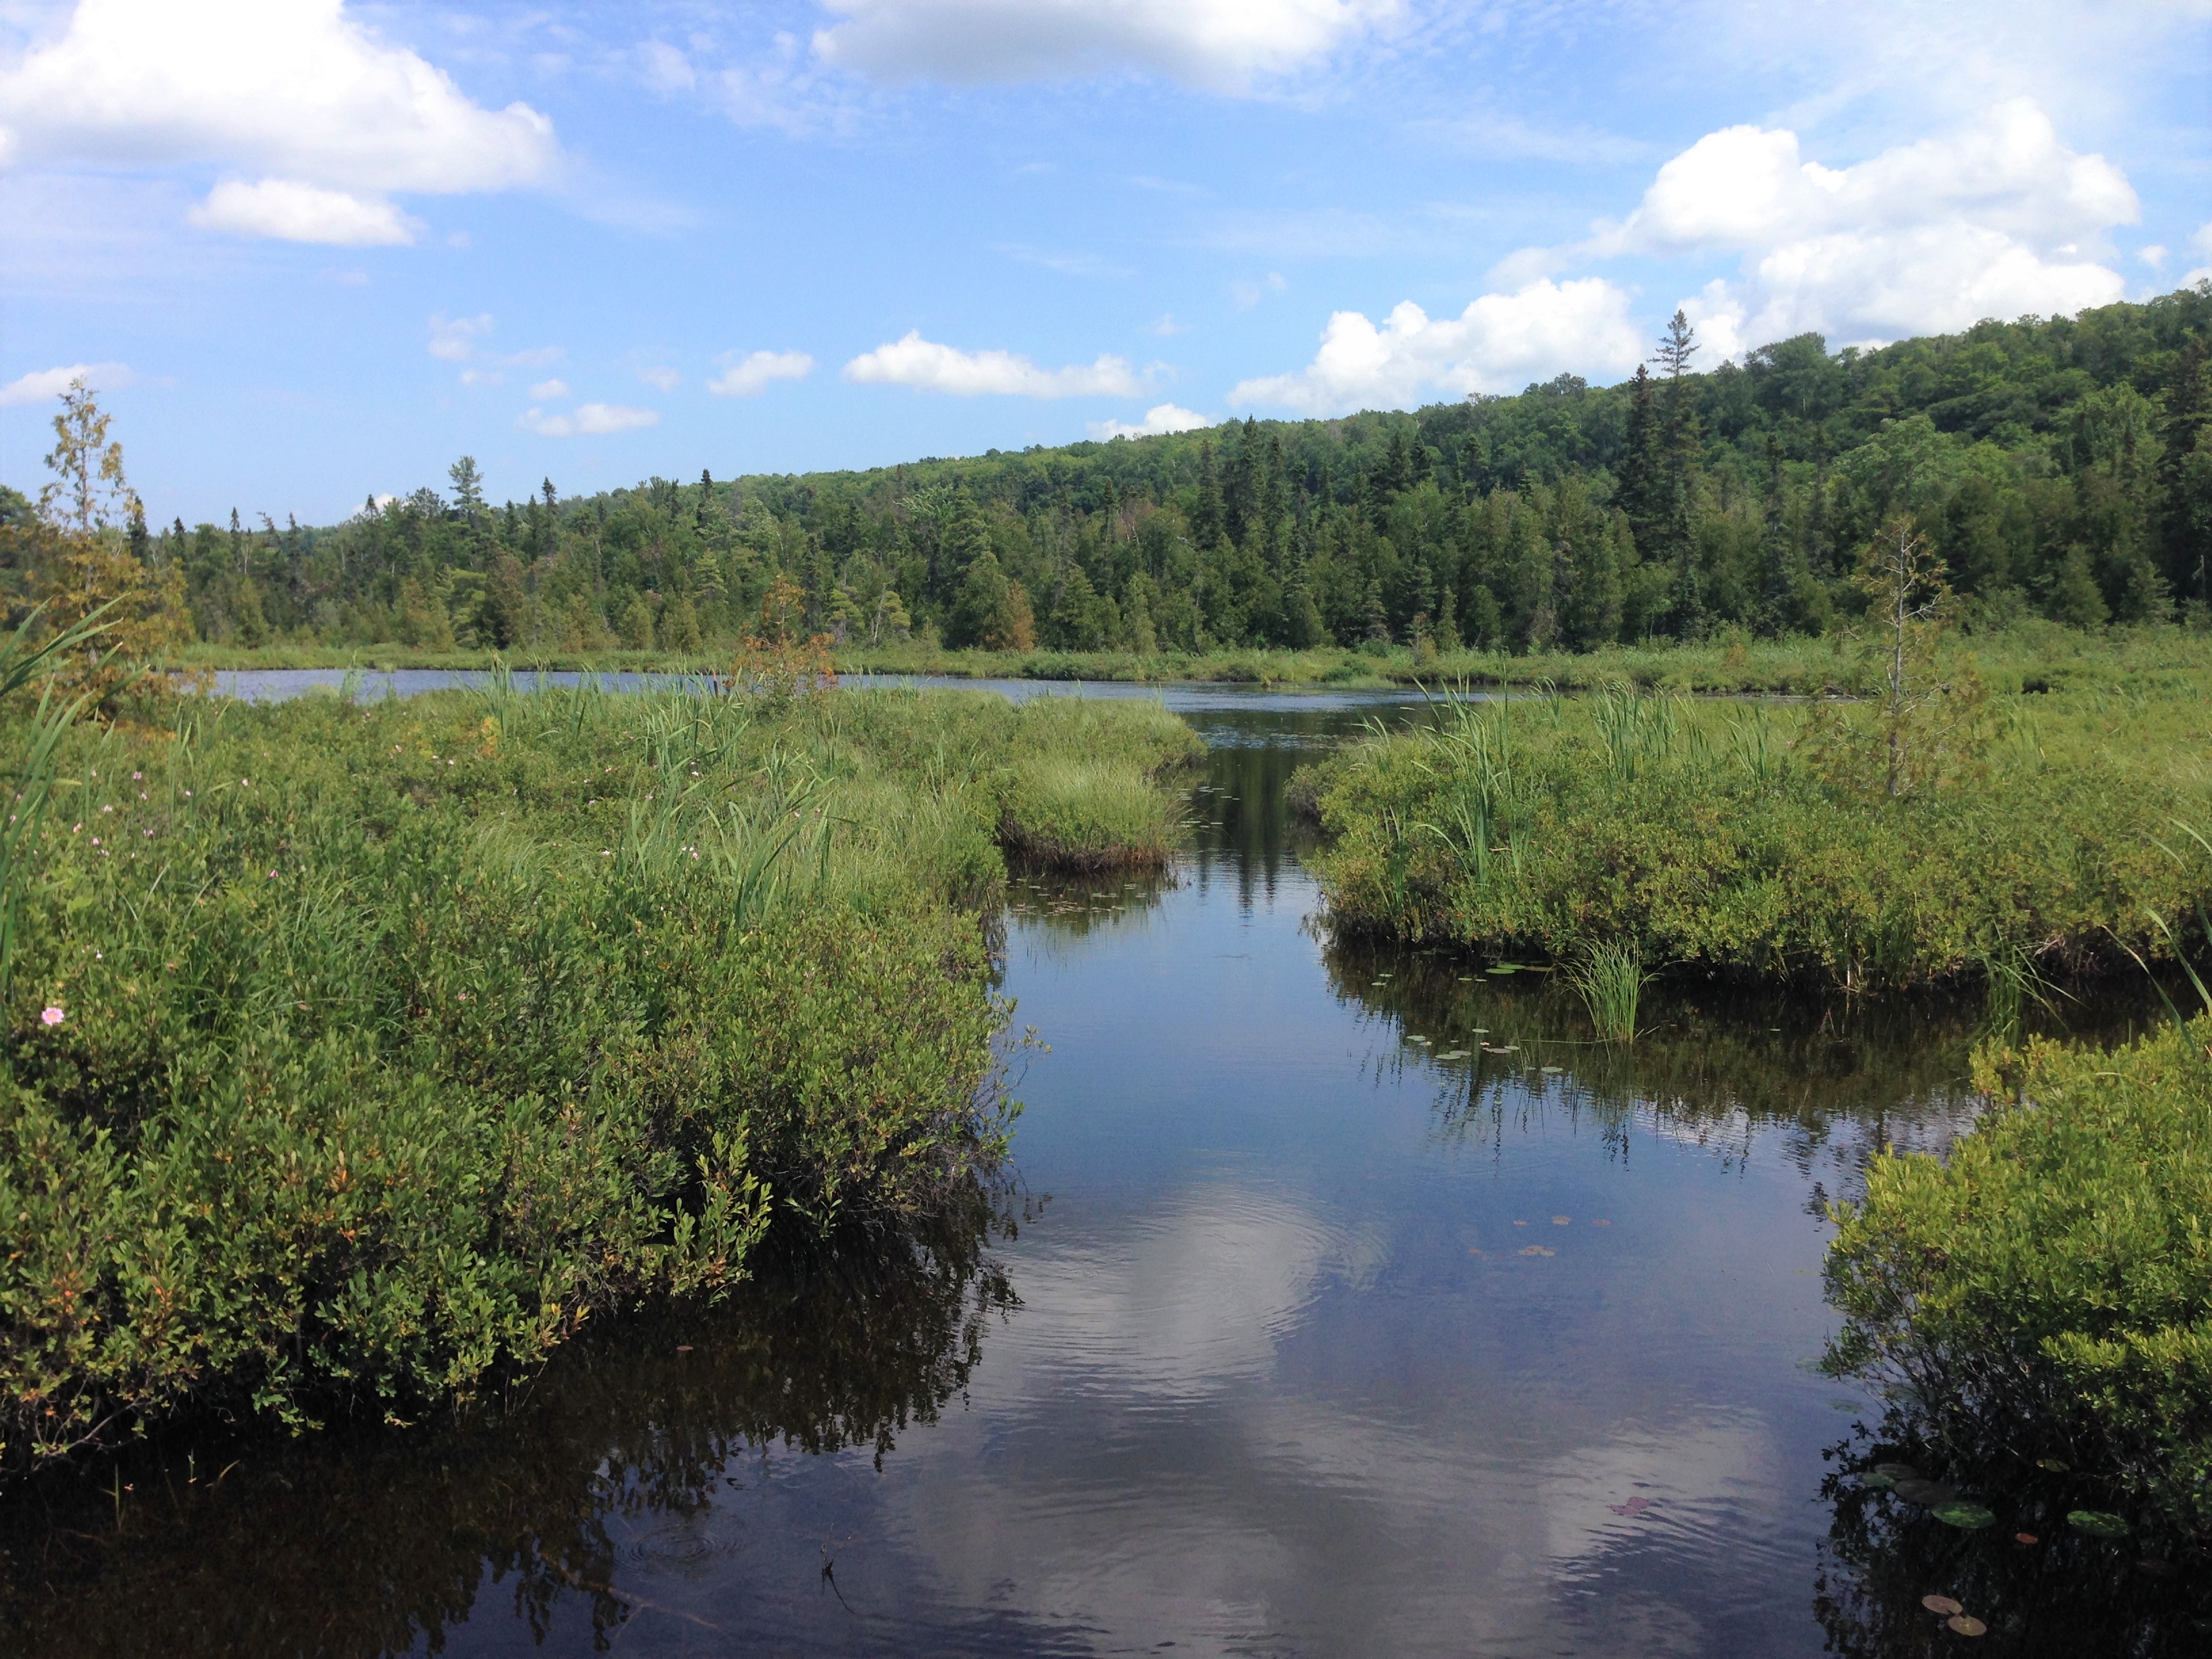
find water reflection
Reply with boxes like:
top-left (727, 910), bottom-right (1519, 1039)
top-left (5, 687), bottom-right (2195, 1658)
top-left (0, 1208), bottom-right (1018, 1658)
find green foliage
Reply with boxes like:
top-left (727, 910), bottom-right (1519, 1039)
top-left (1310, 676), bottom-right (2212, 991)
top-left (1823, 1012), bottom-right (2212, 1534)
top-left (0, 684), bottom-right (1192, 1475)
top-left (32, 287), bottom-right (2205, 662)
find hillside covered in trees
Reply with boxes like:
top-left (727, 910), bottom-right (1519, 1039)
top-left (9, 286), bottom-right (2210, 658)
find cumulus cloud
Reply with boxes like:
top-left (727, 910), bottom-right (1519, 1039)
top-left (1231, 278), bottom-right (1643, 415)
top-left (0, 361), bottom-right (131, 407)
top-left (1089, 403), bottom-right (1212, 440)
top-left (843, 332), bottom-right (1143, 397)
top-left (1590, 99), bottom-right (2137, 348)
top-left (0, 0), bottom-right (558, 241)
top-left (528, 377), bottom-right (570, 400)
top-left (2186, 222), bottom-right (2212, 289)
top-left (707, 349), bottom-right (815, 396)
top-left (188, 177), bottom-right (417, 245)
top-left (519, 402), bottom-right (659, 437)
top-left (637, 364), bottom-right (681, 391)
top-left (811, 0), bottom-right (1403, 90)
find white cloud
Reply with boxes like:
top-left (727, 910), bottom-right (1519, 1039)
top-left (428, 312), bottom-right (494, 362)
top-left (519, 402), bottom-right (659, 437)
top-left (811, 0), bottom-right (1404, 90)
top-left (707, 349), bottom-right (815, 396)
top-left (637, 364), bottom-right (681, 391)
top-left (0, 0), bottom-right (558, 241)
top-left (637, 39), bottom-right (696, 94)
top-left (1591, 99), bottom-right (2137, 348)
top-left (188, 177), bottom-right (416, 245)
top-left (0, 361), bottom-right (131, 407)
top-left (2141, 245), bottom-right (2168, 270)
top-left (457, 367), bottom-right (503, 388)
top-left (1090, 403), bottom-right (1212, 440)
top-left (842, 332), bottom-right (1143, 397)
top-left (1231, 277), bottom-right (1644, 415)
top-left (2186, 222), bottom-right (2212, 289)
top-left (1231, 271), bottom-right (1288, 308)
top-left (528, 377), bottom-right (570, 400)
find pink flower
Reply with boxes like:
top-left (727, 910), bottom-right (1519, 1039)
top-left (40, 1006), bottom-right (63, 1027)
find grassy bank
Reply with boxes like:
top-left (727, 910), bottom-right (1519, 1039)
top-left (0, 681), bottom-right (1195, 1475)
top-left (1825, 1011), bottom-right (2212, 1540)
top-left (1307, 678), bottom-right (2212, 992)
top-left (175, 621), bottom-right (2212, 697)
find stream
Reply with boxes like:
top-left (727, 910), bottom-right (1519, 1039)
top-left (1, 680), bottom-right (2198, 1657)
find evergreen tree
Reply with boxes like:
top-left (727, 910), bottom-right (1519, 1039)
top-left (1191, 444), bottom-right (1225, 550)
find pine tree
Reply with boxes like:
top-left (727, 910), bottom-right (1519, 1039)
top-left (1191, 444), bottom-right (1225, 550)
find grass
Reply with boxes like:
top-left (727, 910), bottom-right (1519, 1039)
top-left (1566, 943), bottom-right (1650, 1042)
top-left (1307, 676), bottom-right (2212, 994)
top-left (0, 680), bottom-right (1194, 1478)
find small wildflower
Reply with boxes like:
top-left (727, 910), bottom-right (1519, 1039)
top-left (132, 772), bottom-right (141, 781)
top-left (91, 837), bottom-right (100, 846)
top-left (40, 1006), bottom-right (63, 1027)
top-left (101, 804), bottom-right (113, 813)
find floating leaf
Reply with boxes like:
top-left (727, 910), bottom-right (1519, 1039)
top-left (1552, 1216), bottom-right (1571, 1225)
top-left (1933, 1501), bottom-right (1996, 1530)
top-left (1921, 1595), bottom-right (1963, 1616)
top-left (2014, 1532), bottom-right (2038, 1544)
top-left (1872, 1462), bottom-right (1923, 1481)
top-left (1518, 1245), bottom-right (1555, 1256)
top-left (1607, 1496), bottom-right (1652, 1518)
top-left (1591, 1218), bottom-right (1612, 1227)
top-left (1860, 1473), bottom-right (1896, 1490)
top-left (2068, 1510), bottom-right (2129, 1538)
top-left (1946, 1614), bottom-right (1987, 1637)
top-left (2034, 1457), bottom-right (2069, 1473)
top-left (1541, 1065), bottom-right (1563, 1073)
top-left (1488, 964), bottom-right (1519, 975)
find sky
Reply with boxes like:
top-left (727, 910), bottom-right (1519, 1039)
top-left (1, 0), bottom-right (2207, 526)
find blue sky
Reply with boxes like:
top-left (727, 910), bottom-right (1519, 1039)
top-left (2, 0), bottom-right (2207, 525)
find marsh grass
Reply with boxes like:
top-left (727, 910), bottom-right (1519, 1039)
top-left (1568, 943), bottom-right (1650, 1042)
top-left (0, 682), bottom-right (1193, 1477)
top-left (1313, 676), bottom-right (2212, 995)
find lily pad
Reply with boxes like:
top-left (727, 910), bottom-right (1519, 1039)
top-left (2034, 1457), bottom-right (2070, 1473)
top-left (1872, 1462), bottom-right (1923, 1481)
top-left (1921, 1595), bottom-right (1963, 1616)
top-left (2068, 1509), bottom-right (2129, 1538)
top-left (1859, 1473), bottom-right (1896, 1491)
top-left (1518, 1245), bottom-right (1556, 1256)
top-left (1933, 1500), bottom-right (1996, 1530)
top-left (1946, 1614), bottom-right (1987, 1637)
top-left (2014, 1532), bottom-right (2039, 1544)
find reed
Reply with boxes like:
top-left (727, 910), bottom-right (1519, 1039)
top-left (1568, 943), bottom-right (1650, 1042)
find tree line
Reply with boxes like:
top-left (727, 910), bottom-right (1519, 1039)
top-left (5, 284), bottom-right (2208, 658)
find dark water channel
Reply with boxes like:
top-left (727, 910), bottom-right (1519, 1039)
top-left (3, 683), bottom-right (2203, 1656)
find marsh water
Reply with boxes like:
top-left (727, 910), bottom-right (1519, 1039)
top-left (4, 680), bottom-right (2203, 1656)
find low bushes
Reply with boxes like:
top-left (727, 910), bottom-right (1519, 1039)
top-left (0, 682), bottom-right (1191, 1473)
top-left (1310, 685), bottom-right (2212, 991)
top-left (1824, 1016), bottom-right (2212, 1536)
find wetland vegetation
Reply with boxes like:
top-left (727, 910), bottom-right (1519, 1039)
top-left (0, 673), bottom-right (1194, 1477)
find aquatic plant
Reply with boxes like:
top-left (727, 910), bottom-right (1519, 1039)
top-left (1568, 943), bottom-right (1650, 1042)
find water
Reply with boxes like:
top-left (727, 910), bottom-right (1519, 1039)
top-left (4, 683), bottom-right (2202, 1656)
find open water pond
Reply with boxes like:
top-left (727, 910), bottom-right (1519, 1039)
top-left (5, 680), bottom-right (2203, 1656)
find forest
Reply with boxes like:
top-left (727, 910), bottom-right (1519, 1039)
top-left (7, 285), bottom-right (2206, 661)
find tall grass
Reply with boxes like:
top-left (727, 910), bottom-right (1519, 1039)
top-left (1568, 943), bottom-right (1650, 1042)
top-left (0, 682), bottom-right (1195, 1477)
top-left (1311, 678), bottom-right (2212, 994)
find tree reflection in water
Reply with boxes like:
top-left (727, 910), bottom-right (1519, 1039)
top-left (0, 1192), bottom-right (1017, 1658)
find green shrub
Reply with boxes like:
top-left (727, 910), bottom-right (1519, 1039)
top-left (1823, 1017), bottom-right (2212, 1535)
top-left (0, 684), bottom-right (1191, 1473)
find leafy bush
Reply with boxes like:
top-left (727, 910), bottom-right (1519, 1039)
top-left (1823, 1016), bottom-right (2212, 1536)
top-left (0, 683), bottom-right (1191, 1473)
